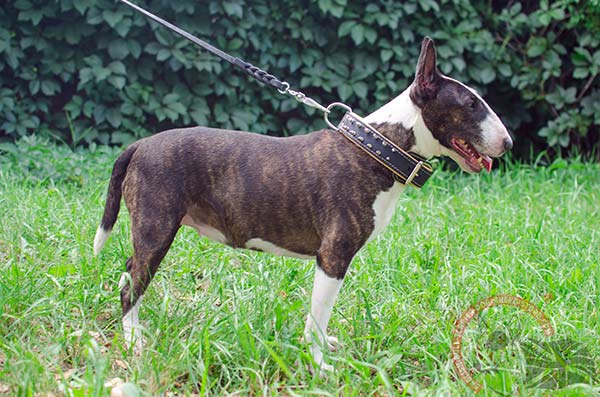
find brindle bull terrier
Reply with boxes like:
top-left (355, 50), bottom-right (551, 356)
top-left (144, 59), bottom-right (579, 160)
top-left (94, 37), bottom-right (512, 371)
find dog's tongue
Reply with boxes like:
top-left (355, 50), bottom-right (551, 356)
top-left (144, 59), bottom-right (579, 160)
top-left (482, 156), bottom-right (492, 172)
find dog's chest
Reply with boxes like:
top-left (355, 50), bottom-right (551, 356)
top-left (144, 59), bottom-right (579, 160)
top-left (367, 181), bottom-right (406, 242)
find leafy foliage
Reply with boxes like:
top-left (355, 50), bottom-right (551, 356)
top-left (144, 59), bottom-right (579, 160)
top-left (0, 0), bottom-right (598, 155)
top-left (493, 0), bottom-right (600, 155)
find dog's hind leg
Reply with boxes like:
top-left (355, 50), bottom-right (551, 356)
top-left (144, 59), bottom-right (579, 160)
top-left (119, 257), bottom-right (143, 352)
top-left (120, 213), bottom-right (180, 354)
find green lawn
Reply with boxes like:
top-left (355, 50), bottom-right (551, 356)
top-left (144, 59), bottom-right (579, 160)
top-left (1, 138), bottom-right (599, 396)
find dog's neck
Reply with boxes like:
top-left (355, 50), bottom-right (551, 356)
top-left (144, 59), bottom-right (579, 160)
top-left (363, 85), bottom-right (443, 160)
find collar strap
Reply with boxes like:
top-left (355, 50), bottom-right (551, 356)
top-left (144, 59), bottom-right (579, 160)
top-left (336, 112), bottom-right (434, 188)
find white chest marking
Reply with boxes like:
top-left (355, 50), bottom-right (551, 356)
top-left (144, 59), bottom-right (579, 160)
top-left (245, 238), bottom-right (314, 260)
top-left (368, 181), bottom-right (406, 242)
top-left (181, 215), bottom-right (227, 244)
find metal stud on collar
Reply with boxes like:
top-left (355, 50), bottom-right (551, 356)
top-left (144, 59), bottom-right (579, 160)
top-left (335, 112), bottom-right (434, 188)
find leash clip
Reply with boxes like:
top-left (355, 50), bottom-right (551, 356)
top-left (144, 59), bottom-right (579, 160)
top-left (405, 161), bottom-right (424, 186)
top-left (279, 84), bottom-right (331, 114)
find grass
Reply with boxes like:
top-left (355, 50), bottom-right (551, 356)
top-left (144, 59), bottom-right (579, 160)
top-left (0, 137), bottom-right (599, 396)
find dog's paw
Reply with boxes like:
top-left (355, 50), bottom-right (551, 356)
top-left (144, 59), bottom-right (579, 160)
top-left (326, 335), bottom-right (340, 352)
top-left (131, 337), bottom-right (144, 356)
top-left (319, 361), bottom-right (334, 374)
top-left (308, 359), bottom-right (335, 377)
top-left (123, 331), bottom-right (145, 356)
top-left (303, 332), bottom-right (340, 351)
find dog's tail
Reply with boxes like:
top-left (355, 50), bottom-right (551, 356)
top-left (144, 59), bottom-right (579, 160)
top-left (93, 144), bottom-right (138, 255)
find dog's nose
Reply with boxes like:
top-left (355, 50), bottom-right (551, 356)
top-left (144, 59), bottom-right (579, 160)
top-left (503, 137), bottom-right (513, 152)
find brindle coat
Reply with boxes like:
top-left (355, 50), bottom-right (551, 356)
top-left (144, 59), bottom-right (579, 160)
top-left (103, 121), bottom-right (414, 314)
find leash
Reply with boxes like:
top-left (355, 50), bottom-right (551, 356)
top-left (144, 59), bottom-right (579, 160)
top-left (117, 0), bottom-right (433, 187)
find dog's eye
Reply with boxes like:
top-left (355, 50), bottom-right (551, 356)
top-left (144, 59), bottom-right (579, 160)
top-left (467, 98), bottom-right (477, 110)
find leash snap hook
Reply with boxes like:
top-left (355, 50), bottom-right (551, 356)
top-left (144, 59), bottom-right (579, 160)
top-left (324, 102), bottom-right (352, 131)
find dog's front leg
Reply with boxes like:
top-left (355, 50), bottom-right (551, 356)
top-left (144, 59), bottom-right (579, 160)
top-left (304, 238), bottom-right (355, 373)
top-left (304, 264), bottom-right (343, 371)
top-left (304, 264), bottom-right (343, 373)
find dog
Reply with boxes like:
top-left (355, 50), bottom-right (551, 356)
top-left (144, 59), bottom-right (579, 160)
top-left (93, 37), bottom-right (512, 371)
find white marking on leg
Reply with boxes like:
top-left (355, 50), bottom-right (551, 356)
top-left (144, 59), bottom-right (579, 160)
top-left (118, 272), bottom-right (128, 289)
top-left (245, 238), bottom-right (314, 260)
top-left (119, 271), bottom-right (144, 354)
top-left (93, 226), bottom-right (111, 256)
top-left (304, 266), bottom-right (343, 371)
top-left (122, 296), bottom-right (144, 354)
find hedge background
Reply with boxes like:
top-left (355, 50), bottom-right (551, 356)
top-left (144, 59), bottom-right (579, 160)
top-left (1, 0), bottom-right (599, 158)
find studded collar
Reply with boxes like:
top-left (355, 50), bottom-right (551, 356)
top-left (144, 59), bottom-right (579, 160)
top-left (336, 112), bottom-right (433, 188)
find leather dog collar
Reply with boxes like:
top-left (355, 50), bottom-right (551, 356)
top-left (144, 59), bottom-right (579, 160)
top-left (336, 112), bottom-right (433, 188)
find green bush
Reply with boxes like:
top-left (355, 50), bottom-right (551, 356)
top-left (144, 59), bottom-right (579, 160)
top-left (0, 0), bottom-right (598, 156)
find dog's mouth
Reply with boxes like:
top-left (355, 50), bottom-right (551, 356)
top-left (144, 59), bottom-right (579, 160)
top-left (450, 137), bottom-right (492, 173)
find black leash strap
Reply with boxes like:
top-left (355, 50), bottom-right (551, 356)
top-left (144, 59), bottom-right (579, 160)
top-left (119, 0), bottom-right (287, 92)
top-left (118, 0), bottom-right (330, 114)
top-left (117, 0), bottom-right (434, 188)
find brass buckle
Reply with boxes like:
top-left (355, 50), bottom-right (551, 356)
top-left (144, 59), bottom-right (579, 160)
top-left (405, 161), bottom-right (424, 186)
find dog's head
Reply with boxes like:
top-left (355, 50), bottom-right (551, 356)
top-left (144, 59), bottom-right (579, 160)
top-left (410, 37), bottom-right (512, 173)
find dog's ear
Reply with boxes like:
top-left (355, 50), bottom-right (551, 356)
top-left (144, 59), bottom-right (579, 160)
top-left (410, 37), bottom-right (441, 107)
